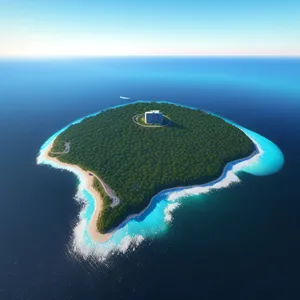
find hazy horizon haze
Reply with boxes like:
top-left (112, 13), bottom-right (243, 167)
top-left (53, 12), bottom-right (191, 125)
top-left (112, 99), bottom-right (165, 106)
top-left (1, 0), bottom-right (299, 57)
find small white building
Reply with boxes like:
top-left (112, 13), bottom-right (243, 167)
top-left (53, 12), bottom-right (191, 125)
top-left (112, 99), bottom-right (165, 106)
top-left (144, 110), bottom-right (163, 124)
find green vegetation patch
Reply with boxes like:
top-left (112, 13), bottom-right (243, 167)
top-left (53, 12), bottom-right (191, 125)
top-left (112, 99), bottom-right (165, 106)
top-left (51, 102), bottom-right (255, 233)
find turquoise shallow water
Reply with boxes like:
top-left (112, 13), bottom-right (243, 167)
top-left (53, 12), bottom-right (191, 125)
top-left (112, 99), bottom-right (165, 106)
top-left (37, 101), bottom-right (284, 258)
top-left (2, 58), bottom-right (299, 299)
top-left (236, 128), bottom-right (284, 176)
top-left (217, 114), bottom-right (284, 176)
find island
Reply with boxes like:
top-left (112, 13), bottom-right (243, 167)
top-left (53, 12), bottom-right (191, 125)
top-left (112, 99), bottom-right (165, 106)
top-left (47, 102), bottom-right (255, 236)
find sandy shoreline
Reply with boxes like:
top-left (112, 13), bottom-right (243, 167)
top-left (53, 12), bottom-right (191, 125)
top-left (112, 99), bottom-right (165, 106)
top-left (35, 100), bottom-right (284, 259)
top-left (106, 137), bottom-right (261, 233)
top-left (40, 131), bottom-right (261, 244)
top-left (43, 141), bottom-right (112, 243)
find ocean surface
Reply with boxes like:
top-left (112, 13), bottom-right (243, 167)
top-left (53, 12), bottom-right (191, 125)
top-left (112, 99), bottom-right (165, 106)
top-left (0, 58), bottom-right (299, 299)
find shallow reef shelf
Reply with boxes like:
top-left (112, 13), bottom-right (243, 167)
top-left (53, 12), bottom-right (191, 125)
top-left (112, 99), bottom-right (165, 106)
top-left (37, 101), bottom-right (284, 261)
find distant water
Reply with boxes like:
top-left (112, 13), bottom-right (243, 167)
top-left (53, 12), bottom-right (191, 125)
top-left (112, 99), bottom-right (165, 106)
top-left (0, 58), bottom-right (299, 299)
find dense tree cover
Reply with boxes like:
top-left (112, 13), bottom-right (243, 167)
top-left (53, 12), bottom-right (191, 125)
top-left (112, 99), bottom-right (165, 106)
top-left (51, 102), bottom-right (255, 233)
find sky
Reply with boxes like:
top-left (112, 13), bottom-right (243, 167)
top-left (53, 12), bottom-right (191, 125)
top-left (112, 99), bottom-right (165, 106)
top-left (0, 0), bottom-right (299, 57)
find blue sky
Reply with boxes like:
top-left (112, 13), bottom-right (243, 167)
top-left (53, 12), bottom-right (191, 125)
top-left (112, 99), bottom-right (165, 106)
top-left (0, 0), bottom-right (299, 57)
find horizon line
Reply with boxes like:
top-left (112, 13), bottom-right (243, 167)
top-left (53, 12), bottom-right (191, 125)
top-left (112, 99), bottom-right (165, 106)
top-left (0, 54), bottom-right (300, 60)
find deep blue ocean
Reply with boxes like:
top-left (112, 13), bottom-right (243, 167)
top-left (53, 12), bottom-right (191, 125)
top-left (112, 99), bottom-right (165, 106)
top-left (0, 58), bottom-right (299, 299)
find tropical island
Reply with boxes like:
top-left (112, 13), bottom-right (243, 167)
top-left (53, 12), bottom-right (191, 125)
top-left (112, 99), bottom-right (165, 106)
top-left (47, 102), bottom-right (255, 235)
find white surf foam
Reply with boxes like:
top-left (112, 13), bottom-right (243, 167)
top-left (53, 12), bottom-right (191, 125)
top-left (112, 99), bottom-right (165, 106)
top-left (36, 104), bottom-right (273, 262)
top-left (164, 203), bottom-right (181, 222)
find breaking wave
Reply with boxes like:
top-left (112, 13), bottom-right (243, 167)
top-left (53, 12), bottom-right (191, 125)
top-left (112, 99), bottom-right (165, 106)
top-left (37, 101), bottom-right (284, 261)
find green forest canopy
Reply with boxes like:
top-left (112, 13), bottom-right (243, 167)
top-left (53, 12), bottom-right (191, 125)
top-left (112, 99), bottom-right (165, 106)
top-left (50, 102), bottom-right (255, 233)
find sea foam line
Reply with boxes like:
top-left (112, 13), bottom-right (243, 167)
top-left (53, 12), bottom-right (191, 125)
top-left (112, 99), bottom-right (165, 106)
top-left (37, 101), bottom-right (283, 261)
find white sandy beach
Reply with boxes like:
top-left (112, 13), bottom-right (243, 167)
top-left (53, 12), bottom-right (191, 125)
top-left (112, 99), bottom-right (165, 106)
top-left (44, 141), bottom-right (112, 243)
top-left (40, 130), bottom-right (262, 246)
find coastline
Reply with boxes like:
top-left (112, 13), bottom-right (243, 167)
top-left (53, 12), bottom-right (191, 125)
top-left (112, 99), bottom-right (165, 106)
top-left (43, 141), bottom-right (112, 243)
top-left (103, 135), bottom-right (261, 234)
top-left (41, 133), bottom-right (260, 244)
top-left (37, 101), bottom-right (279, 248)
top-left (36, 101), bottom-right (284, 260)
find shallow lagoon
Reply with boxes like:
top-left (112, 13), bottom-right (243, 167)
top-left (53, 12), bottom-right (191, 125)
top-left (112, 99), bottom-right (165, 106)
top-left (1, 58), bottom-right (299, 299)
top-left (37, 101), bottom-right (284, 260)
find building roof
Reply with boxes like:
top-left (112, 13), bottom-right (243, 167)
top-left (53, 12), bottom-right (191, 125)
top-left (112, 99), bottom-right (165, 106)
top-left (145, 110), bottom-right (161, 114)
